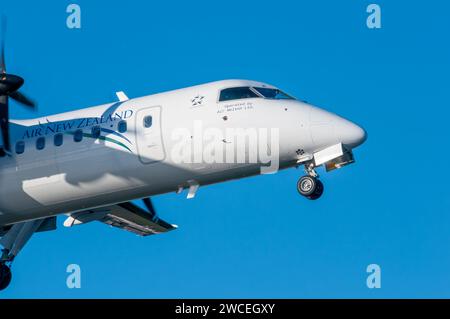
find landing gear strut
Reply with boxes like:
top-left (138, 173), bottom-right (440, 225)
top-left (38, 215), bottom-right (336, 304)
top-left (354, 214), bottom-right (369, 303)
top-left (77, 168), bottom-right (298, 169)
top-left (297, 163), bottom-right (324, 200)
top-left (0, 219), bottom-right (45, 291)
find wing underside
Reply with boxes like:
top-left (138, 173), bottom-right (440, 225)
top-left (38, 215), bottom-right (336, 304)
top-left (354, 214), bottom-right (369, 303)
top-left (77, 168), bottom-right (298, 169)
top-left (64, 202), bottom-right (177, 236)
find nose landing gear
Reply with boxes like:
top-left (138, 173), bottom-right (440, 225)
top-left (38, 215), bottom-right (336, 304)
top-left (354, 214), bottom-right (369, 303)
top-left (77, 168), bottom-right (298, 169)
top-left (297, 163), bottom-right (324, 200)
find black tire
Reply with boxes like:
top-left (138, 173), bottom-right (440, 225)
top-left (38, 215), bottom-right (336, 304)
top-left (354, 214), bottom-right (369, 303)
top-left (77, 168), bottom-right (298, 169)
top-left (308, 179), bottom-right (324, 200)
top-left (0, 264), bottom-right (12, 291)
top-left (297, 175), bottom-right (318, 197)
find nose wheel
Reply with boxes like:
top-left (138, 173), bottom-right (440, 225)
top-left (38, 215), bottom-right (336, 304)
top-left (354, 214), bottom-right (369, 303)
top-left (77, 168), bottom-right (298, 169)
top-left (297, 175), bottom-right (324, 200)
top-left (297, 162), bottom-right (324, 200)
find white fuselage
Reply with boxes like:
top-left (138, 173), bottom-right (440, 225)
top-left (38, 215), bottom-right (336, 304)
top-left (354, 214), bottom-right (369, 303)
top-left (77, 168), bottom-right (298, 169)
top-left (0, 79), bottom-right (366, 226)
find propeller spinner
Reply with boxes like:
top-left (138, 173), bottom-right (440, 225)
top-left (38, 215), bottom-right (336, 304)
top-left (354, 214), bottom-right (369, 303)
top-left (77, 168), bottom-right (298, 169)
top-left (0, 17), bottom-right (36, 154)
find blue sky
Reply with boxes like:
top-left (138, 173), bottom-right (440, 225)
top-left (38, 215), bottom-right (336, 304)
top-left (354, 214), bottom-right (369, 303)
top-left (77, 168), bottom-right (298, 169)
top-left (1, 0), bottom-right (450, 298)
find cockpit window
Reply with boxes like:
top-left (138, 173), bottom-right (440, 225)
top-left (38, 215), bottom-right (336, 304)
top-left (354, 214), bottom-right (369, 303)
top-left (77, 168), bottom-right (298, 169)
top-left (253, 87), bottom-right (295, 100)
top-left (219, 87), bottom-right (259, 102)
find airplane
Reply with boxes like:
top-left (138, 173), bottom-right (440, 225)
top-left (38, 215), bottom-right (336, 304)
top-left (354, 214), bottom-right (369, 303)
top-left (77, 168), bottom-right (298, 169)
top-left (0, 22), bottom-right (366, 291)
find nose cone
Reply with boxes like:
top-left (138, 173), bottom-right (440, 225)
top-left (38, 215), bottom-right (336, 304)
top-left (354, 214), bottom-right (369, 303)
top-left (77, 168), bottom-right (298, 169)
top-left (309, 106), bottom-right (367, 149)
top-left (334, 117), bottom-right (367, 148)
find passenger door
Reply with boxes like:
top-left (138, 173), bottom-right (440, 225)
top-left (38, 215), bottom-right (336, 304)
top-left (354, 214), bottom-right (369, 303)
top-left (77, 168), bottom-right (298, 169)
top-left (135, 106), bottom-right (165, 164)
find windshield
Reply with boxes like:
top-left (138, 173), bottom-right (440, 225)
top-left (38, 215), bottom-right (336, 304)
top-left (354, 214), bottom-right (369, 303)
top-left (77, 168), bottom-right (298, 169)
top-left (219, 87), bottom-right (259, 102)
top-left (253, 87), bottom-right (295, 100)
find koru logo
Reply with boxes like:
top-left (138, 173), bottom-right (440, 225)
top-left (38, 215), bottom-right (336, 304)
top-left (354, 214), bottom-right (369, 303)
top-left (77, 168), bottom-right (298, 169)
top-left (366, 264), bottom-right (381, 289)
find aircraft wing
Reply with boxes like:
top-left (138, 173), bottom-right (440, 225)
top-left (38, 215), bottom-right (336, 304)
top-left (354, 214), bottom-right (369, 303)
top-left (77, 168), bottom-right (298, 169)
top-left (64, 202), bottom-right (177, 236)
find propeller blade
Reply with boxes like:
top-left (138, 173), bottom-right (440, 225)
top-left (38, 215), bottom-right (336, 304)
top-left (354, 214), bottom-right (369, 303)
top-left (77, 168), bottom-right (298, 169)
top-left (0, 95), bottom-right (10, 152)
top-left (0, 16), bottom-right (6, 75)
top-left (143, 197), bottom-right (157, 217)
top-left (9, 91), bottom-right (36, 108)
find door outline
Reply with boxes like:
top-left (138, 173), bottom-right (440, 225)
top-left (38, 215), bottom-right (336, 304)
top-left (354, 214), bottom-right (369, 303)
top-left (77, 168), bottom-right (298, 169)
top-left (135, 106), bottom-right (166, 164)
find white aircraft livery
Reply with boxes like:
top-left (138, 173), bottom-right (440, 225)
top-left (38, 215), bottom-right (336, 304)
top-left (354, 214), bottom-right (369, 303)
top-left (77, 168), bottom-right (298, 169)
top-left (0, 22), bottom-right (366, 290)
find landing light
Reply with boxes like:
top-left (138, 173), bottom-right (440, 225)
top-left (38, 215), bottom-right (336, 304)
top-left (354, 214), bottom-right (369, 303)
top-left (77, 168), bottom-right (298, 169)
top-left (325, 152), bottom-right (355, 172)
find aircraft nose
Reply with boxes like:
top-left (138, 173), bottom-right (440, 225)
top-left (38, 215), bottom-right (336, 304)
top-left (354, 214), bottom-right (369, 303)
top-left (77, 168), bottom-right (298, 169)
top-left (309, 106), bottom-right (367, 149)
top-left (333, 117), bottom-right (367, 148)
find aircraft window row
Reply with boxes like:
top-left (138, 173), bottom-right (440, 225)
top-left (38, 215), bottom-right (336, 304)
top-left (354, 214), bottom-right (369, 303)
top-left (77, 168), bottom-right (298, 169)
top-left (14, 120), bottom-right (129, 154)
top-left (218, 86), bottom-right (295, 102)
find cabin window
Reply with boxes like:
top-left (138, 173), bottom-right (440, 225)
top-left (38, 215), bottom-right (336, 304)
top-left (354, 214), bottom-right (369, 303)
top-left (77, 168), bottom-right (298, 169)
top-left (219, 87), bottom-right (259, 102)
top-left (74, 129), bottom-right (83, 142)
top-left (118, 120), bottom-right (127, 133)
top-left (91, 126), bottom-right (101, 139)
top-left (143, 116), bottom-right (153, 128)
top-left (15, 141), bottom-right (25, 154)
top-left (36, 137), bottom-right (46, 150)
top-left (54, 133), bottom-right (63, 147)
top-left (253, 87), bottom-right (295, 100)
